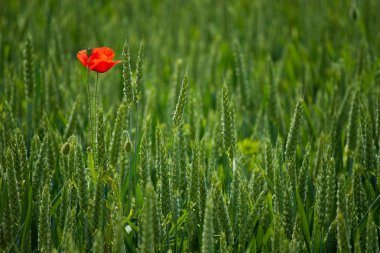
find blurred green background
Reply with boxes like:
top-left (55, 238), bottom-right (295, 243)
top-left (2, 0), bottom-right (379, 108)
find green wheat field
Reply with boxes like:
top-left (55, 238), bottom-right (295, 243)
top-left (0, 0), bottom-right (379, 252)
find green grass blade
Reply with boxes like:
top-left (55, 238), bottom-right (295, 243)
top-left (295, 188), bottom-right (311, 253)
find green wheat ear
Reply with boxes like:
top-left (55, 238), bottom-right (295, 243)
top-left (337, 212), bottom-right (351, 253)
top-left (172, 129), bottom-right (180, 193)
top-left (273, 151), bottom-right (282, 213)
top-left (219, 232), bottom-right (229, 253)
top-left (169, 58), bottom-right (184, 118)
top-left (103, 210), bottom-right (115, 252)
top-left (289, 238), bottom-right (301, 253)
top-left (188, 92), bottom-right (201, 140)
top-left (122, 39), bottom-right (134, 106)
top-left (337, 174), bottom-right (349, 234)
top-left (272, 214), bottom-right (289, 251)
top-left (315, 155), bottom-right (328, 228)
top-left (91, 168), bottom-right (103, 235)
top-left (63, 98), bottom-right (79, 140)
top-left (325, 158), bottom-right (337, 228)
top-left (173, 71), bottom-right (189, 129)
top-left (153, 191), bottom-right (162, 250)
top-left (38, 184), bottom-right (51, 253)
top-left (12, 128), bottom-right (27, 190)
top-left (201, 192), bottom-right (214, 253)
top-left (354, 230), bottom-right (364, 253)
top-left (32, 133), bottom-right (49, 216)
top-left (282, 170), bottom-right (294, 238)
top-left (232, 40), bottom-right (249, 108)
top-left (230, 167), bottom-right (241, 240)
top-left (267, 58), bottom-right (285, 141)
top-left (345, 91), bottom-right (360, 155)
top-left (291, 213), bottom-right (305, 250)
top-left (6, 148), bottom-right (21, 233)
top-left (109, 103), bottom-right (126, 167)
top-left (160, 139), bottom-right (171, 217)
top-left (285, 99), bottom-right (303, 189)
top-left (264, 141), bottom-right (274, 181)
top-left (360, 111), bottom-right (377, 173)
top-left (238, 180), bottom-right (251, 250)
top-left (213, 177), bottom-right (232, 245)
top-left (49, 129), bottom-right (60, 176)
top-left (188, 141), bottom-right (201, 250)
top-left (135, 39), bottom-right (144, 104)
top-left (155, 123), bottom-right (163, 181)
top-left (365, 212), bottom-right (379, 253)
top-left (72, 138), bottom-right (89, 213)
top-left (2, 184), bottom-right (12, 249)
top-left (139, 132), bottom-right (149, 195)
top-left (172, 126), bottom-right (188, 201)
top-left (285, 100), bottom-right (304, 153)
top-left (92, 229), bottom-right (104, 253)
top-left (323, 218), bottom-right (337, 251)
top-left (23, 37), bottom-right (35, 102)
top-left (352, 163), bottom-right (367, 227)
top-left (113, 213), bottom-right (126, 253)
top-left (249, 167), bottom-right (266, 202)
top-left (139, 182), bottom-right (155, 253)
top-left (221, 83), bottom-right (236, 160)
top-left (199, 166), bottom-right (208, 223)
top-left (29, 134), bottom-right (41, 175)
top-left (154, 124), bottom-right (171, 217)
top-left (297, 150), bottom-right (310, 203)
top-left (62, 221), bottom-right (78, 253)
top-left (97, 110), bottom-right (107, 172)
top-left (59, 183), bottom-right (71, 231)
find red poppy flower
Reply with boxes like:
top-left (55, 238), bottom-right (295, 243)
top-left (77, 47), bottom-right (122, 73)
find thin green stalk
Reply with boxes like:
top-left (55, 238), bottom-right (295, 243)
top-left (134, 103), bottom-right (139, 199)
top-left (94, 72), bottom-right (99, 167)
top-left (86, 67), bottom-right (93, 149)
top-left (353, 193), bottom-right (380, 233)
top-left (127, 107), bottom-right (133, 212)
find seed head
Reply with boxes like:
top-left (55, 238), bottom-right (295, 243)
top-left (61, 142), bottom-right (70, 156)
top-left (124, 140), bottom-right (133, 153)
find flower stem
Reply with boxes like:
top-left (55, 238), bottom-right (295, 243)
top-left (86, 66), bottom-right (93, 151)
top-left (93, 72), bottom-right (99, 167)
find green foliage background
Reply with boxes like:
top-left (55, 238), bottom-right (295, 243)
top-left (0, 0), bottom-right (379, 252)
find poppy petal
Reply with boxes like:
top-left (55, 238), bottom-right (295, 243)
top-left (93, 47), bottom-right (115, 59)
top-left (90, 59), bottom-right (122, 73)
top-left (77, 50), bottom-right (89, 67)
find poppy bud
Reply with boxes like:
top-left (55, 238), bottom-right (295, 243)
top-left (86, 48), bottom-right (93, 57)
top-left (124, 140), bottom-right (133, 153)
top-left (61, 142), bottom-right (70, 156)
